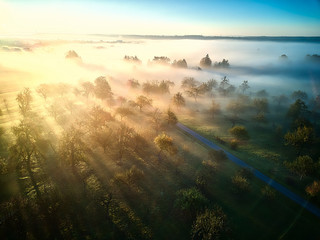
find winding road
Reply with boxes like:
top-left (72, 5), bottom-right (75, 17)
top-left (176, 122), bottom-right (320, 219)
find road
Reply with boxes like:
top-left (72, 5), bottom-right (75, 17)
top-left (176, 122), bottom-right (320, 219)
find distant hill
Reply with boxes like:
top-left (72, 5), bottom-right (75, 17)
top-left (90, 34), bottom-right (320, 43)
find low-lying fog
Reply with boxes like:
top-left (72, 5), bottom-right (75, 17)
top-left (0, 36), bottom-right (319, 97)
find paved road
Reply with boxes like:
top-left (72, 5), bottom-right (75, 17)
top-left (176, 122), bottom-right (320, 219)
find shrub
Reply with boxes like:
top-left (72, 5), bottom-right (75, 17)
top-left (231, 175), bottom-right (250, 194)
top-left (208, 149), bottom-right (228, 162)
top-left (261, 185), bottom-right (276, 200)
top-left (229, 126), bottom-right (249, 141)
top-left (230, 139), bottom-right (239, 150)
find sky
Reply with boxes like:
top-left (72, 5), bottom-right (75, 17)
top-left (0, 0), bottom-right (320, 36)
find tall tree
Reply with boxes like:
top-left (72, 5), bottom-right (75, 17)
top-left (94, 76), bottom-right (113, 101)
top-left (16, 88), bottom-right (32, 117)
top-left (285, 155), bottom-right (316, 180)
top-left (59, 126), bottom-right (89, 173)
top-left (81, 81), bottom-right (95, 99)
top-left (200, 54), bottom-right (212, 68)
top-left (287, 99), bottom-right (308, 120)
top-left (136, 95), bottom-right (152, 112)
top-left (36, 84), bottom-right (51, 101)
top-left (154, 133), bottom-right (177, 160)
top-left (175, 187), bottom-right (208, 219)
top-left (239, 80), bottom-right (250, 94)
top-left (191, 206), bottom-right (229, 240)
top-left (172, 92), bottom-right (186, 109)
top-left (284, 125), bottom-right (314, 154)
top-left (166, 109), bottom-right (178, 125)
top-left (229, 126), bottom-right (249, 141)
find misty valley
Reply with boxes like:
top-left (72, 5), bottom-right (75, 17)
top-left (0, 36), bottom-right (320, 239)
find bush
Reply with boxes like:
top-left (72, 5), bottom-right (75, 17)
top-left (237, 168), bottom-right (254, 179)
top-left (229, 126), bottom-right (249, 141)
top-left (231, 175), bottom-right (250, 194)
top-left (208, 149), bottom-right (228, 162)
top-left (230, 139), bottom-right (239, 150)
top-left (214, 136), bottom-right (226, 145)
top-left (261, 185), bottom-right (276, 200)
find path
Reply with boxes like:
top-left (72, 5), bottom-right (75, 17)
top-left (176, 122), bottom-right (320, 219)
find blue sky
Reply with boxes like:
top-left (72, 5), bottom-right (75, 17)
top-left (1, 0), bottom-right (320, 36)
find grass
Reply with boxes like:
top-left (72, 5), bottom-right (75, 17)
top-left (171, 125), bottom-right (320, 239)
top-left (178, 112), bottom-right (316, 200)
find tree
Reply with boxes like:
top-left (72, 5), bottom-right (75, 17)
top-left (65, 50), bottom-right (81, 59)
top-left (185, 86), bottom-right (203, 102)
top-left (55, 82), bottom-right (70, 97)
top-left (226, 100), bottom-right (246, 127)
top-left (87, 105), bottom-right (113, 131)
top-left (256, 89), bottom-right (268, 98)
top-left (287, 99), bottom-right (308, 120)
top-left (214, 59), bottom-right (230, 68)
top-left (114, 124), bottom-right (134, 163)
top-left (59, 126), bottom-right (89, 173)
top-left (172, 59), bottom-right (188, 68)
top-left (115, 107), bottom-right (133, 121)
top-left (172, 92), bottom-right (186, 109)
top-left (191, 206), bottom-right (229, 240)
top-left (81, 81), bottom-right (95, 99)
top-left (306, 181), bottom-right (320, 197)
top-left (229, 126), bottom-right (249, 141)
top-left (284, 125), bottom-right (313, 154)
top-left (291, 90), bottom-right (308, 101)
top-left (10, 118), bottom-right (45, 198)
top-left (181, 77), bottom-right (199, 90)
top-left (239, 80), bottom-right (250, 94)
top-left (149, 108), bottom-right (163, 133)
top-left (261, 186), bottom-right (276, 200)
top-left (253, 112), bottom-right (267, 124)
top-left (124, 55), bottom-right (141, 64)
top-left (142, 80), bottom-right (174, 95)
top-left (154, 133), bottom-right (177, 160)
top-left (47, 102), bottom-right (66, 123)
top-left (16, 88), bottom-right (32, 117)
top-left (218, 76), bottom-right (235, 96)
top-left (285, 155), bottom-right (316, 180)
top-left (200, 54), bottom-right (212, 68)
top-left (273, 94), bottom-right (289, 106)
top-left (91, 128), bottom-right (113, 153)
top-left (231, 175), bottom-right (250, 193)
top-left (127, 78), bottom-right (140, 89)
top-left (208, 149), bottom-right (228, 162)
top-left (36, 84), bottom-right (51, 101)
top-left (175, 188), bottom-right (208, 218)
top-left (166, 109), bottom-right (178, 125)
top-left (208, 99), bottom-right (220, 119)
top-left (253, 98), bottom-right (269, 114)
top-left (94, 76), bottom-right (113, 101)
top-left (151, 56), bottom-right (171, 65)
top-left (136, 95), bottom-right (152, 112)
top-left (195, 160), bottom-right (218, 190)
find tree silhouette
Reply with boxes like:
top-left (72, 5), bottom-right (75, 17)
top-left (172, 92), bottom-right (186, 109)
top-left (154, 133), bottom-right (177, 160)
top-left (200, 54), bottom-right (212, 68)
top-left (94, 76), bottom-right (113, 101)
top-left (191, 206), bottom-right (229, 240)
top-left (239, 80), bottom-right (250, 94)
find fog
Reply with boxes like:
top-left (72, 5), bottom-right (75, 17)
top-left (0, 36), bottom-right (319, 97)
